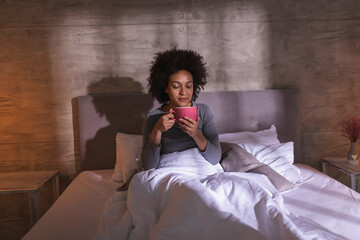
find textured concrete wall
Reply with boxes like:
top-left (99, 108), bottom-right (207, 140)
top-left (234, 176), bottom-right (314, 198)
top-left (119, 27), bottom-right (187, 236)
top-left (1, 0), bottom-right (360, 173)
top-left (1, 0), bottom-right (360, 237)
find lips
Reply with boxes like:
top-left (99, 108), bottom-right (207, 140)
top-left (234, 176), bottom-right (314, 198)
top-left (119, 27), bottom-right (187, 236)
top-left (178, 98), bottom-right (187, 102)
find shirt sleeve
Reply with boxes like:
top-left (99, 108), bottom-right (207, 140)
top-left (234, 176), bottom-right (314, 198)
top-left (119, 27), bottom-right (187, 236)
top-left (199, 105), bottom-right (221, 165)
top-left (141, 114), bottom-right (161, 170)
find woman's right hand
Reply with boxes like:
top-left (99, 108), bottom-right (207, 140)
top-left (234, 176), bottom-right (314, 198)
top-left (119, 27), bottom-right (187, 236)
top-left (154, 109), bottom-right (175, 133)
top-left (150, 110), bottom-right (175, 146)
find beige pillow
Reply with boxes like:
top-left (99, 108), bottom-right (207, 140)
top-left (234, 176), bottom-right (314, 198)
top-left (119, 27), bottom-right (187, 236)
top-left (111, 133), bottom-right (143, 183)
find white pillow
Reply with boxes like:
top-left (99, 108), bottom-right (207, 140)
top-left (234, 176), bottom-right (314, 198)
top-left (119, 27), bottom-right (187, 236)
top-left (238, 142), bottom-right (302, 184)
top-left (218, 125), bottom-right (280, 145)
top-left (111, 133), bottom-right (143, 183)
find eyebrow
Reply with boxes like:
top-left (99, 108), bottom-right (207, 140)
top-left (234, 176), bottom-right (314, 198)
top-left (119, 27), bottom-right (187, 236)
top-left (171, 81), bottom-right (193, 84)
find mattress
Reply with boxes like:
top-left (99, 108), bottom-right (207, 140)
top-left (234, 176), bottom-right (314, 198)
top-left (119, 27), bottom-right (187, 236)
top-left (22, 165), bottom-right (360, 240)
top-left (22, 169), bottom-right (120, 240)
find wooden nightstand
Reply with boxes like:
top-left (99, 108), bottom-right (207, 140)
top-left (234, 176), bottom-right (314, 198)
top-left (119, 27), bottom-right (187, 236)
top-left (0, 170), bottom-right (60, 225)
top-left (321, 157), bottom-right (360, 192)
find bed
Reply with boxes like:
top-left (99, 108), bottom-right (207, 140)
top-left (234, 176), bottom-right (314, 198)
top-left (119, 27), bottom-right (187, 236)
top-left (22, 89), bottom-right (360, 240)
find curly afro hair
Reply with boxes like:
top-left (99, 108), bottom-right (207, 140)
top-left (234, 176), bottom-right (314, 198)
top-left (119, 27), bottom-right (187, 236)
top-left (147, 48), bottom-right (208, 104)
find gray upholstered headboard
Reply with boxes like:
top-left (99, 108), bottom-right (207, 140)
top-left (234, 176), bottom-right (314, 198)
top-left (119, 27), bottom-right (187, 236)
top-left (75, 89), bottom-right (300, 171)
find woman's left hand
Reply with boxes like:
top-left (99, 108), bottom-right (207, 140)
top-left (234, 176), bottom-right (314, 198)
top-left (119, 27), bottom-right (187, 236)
top-left (179, 116), bottom-right (208, 152)
top-left (179, 116), bottom-right (200, 138)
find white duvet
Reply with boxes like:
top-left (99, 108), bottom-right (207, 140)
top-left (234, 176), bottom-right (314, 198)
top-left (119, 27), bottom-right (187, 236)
top-left (97, 148), bottom-right (345, 240)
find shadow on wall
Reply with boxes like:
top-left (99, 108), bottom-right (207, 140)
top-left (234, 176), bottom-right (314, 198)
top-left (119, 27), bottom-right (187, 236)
top-left (87, 76), bottom-right (145, 94)
top-left (72, 77), bottom-right (154, 172)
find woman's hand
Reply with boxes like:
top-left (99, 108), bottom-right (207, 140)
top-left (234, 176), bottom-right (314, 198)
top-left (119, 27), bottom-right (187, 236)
top-left (150, 110), bottom-right (175, 146)
top-left (178, 116), bottom-right (200, 138)
top-left (179, 116), bottom-right (208, 151)
top-left (154, 110), bottom-right (175, 133)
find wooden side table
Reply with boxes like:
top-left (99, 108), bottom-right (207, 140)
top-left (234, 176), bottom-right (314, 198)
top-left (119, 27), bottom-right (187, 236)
top-left (0, 170), bottom-right (60, 225)
top-left (321, 157), bottom-right (360, 192)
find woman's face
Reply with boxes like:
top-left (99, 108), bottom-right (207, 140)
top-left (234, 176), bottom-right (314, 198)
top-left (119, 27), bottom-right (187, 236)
top-left (166, 70), bottom-right (194, 108)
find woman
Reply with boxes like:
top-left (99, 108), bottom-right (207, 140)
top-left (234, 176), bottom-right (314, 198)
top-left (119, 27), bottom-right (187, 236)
top-left (141, 48), bottom-right (221, 170)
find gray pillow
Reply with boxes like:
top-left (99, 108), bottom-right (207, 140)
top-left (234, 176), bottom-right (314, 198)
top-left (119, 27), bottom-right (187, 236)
top-left (220, 142), bottom-right (294, 192)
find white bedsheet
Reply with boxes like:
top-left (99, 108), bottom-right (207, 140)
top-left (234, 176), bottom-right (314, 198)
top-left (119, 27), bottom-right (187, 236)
top-left (97, 149), bottom-right (346, 240)
top-left (282, 164), bottom-right (360, 240)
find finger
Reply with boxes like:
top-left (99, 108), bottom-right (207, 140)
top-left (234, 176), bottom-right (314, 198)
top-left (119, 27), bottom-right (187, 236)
top-left (164, 113), bottom-right (174, 120)
top-left (181, 125), bottom-right (191, 133)
top-left (178, 121), bottom-right (190, 129)
top-left (183, 117), bottom-right (195, 124)
top-left (186, 126), bottom-right (194, 135)
top-left (167, 119), bottom-right (175, 125)
top-left (180, 117), bottom-right (194, 125)
top-left (177, 122), bottom-right (188, 131)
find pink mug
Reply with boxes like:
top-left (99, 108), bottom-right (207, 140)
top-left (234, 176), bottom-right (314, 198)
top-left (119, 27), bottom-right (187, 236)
top-left (171, 106), bottom-right (197, 122)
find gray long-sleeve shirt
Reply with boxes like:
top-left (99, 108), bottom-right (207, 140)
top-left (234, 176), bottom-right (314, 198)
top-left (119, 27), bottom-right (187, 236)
top-left (141, 103), bottom-right (221, 170)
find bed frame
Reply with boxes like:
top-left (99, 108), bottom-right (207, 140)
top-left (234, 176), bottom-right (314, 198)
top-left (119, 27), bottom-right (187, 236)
top-left (76, 89), bottom-right (300, 171)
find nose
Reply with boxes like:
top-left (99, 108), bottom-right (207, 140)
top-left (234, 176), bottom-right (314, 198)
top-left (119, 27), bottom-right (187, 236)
top-left (179, 86), bottom-right (186, 95)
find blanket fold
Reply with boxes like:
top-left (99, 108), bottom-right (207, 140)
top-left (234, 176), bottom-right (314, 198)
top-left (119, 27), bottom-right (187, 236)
top-left (220, 142), bottom-right (294, 192)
